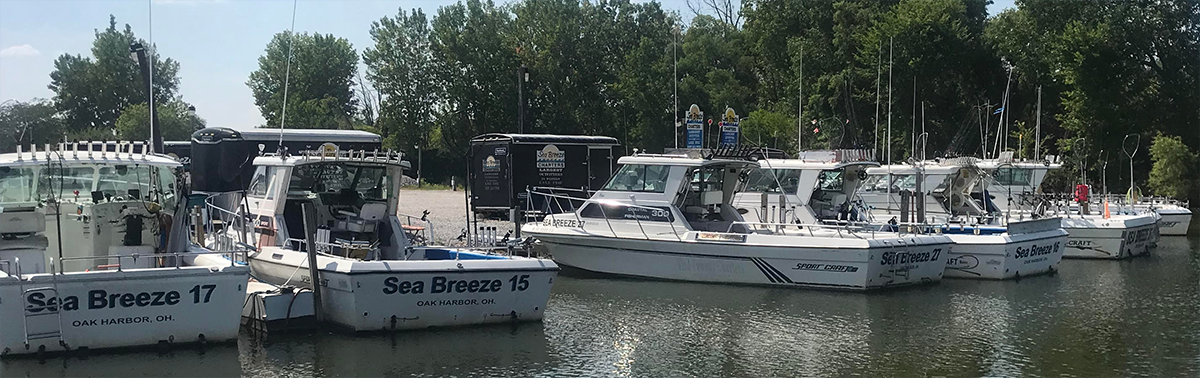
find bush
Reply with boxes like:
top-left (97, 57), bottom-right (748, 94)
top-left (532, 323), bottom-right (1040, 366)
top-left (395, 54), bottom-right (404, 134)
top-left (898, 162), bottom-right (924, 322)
top-left (1148, 133), bottom-right (1198, 200)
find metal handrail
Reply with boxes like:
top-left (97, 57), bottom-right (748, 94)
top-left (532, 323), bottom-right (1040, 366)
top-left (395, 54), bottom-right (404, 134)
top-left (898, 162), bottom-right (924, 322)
top-left (202, 191), bottom-right (254, 252)
top-left (55, 250), bottom-right (247, 274)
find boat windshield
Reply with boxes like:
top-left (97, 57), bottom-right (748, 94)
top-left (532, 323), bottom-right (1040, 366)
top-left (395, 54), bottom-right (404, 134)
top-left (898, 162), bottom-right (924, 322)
top-left (0, 167), bottom-right (39, 205)
top-left (992, 167), bottom-right (1032, 186)
top-left (602, 164), bottom-right (670, 193)
top-left (0, 164), bottom-right (178, 207)
top-left (818, 170), bottom-right (844, 191)
top-left (741, 168), bottom-right (800, 194)
top-left (289, 163), bottom-right (391, 201)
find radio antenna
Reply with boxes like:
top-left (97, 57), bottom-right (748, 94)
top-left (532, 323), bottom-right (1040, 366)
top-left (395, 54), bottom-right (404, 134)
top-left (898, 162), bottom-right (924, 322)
top-left (277, 0), bottom-right (299, 151)
top-left (148, 0), bottom-right (155, 153)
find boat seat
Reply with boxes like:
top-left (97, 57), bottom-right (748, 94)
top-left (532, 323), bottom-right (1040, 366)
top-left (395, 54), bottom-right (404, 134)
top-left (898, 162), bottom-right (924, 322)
top-left (335, 202), bottom-right (388, 233)
top-left (0, 210), bottom-right (44, 235)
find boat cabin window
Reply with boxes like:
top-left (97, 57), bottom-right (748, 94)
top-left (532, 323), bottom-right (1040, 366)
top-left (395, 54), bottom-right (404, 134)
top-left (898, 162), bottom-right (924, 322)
top-left (248, 167), bottom-right (276, 199)
top-left (861, 173), bottom-right (915, 192)
top-left (288, 163), bottom-right (391, 201)
top-left (818, 170), bottom-right (845, 191)
top-left (96, 165), bottom-right (153, 201)
top-left (603, 164), bottom-right (670, 193)
top-left (742, 169), bottom-right (800, 194)
top-left (0, 167), bottom-right (39, 205)
top-left (992, 167), bottom-right (1032, 186)
top-left (42, 166), bottom-right (96, 201)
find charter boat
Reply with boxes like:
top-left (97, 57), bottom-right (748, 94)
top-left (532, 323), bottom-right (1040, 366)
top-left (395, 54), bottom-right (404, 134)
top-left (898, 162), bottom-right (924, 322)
top-left (1126, 197), bottom-right (1191, 236)
top-left (734, 151), bottom-right (1067, 280)
top-left (971, 156), bottom-right (1161, 258)
top-left (522, 152), bottom-right (953, 291)
top-left (0, 142), bottom-right (248, 356)
top-left (232, 149), bottom-right (557, 331)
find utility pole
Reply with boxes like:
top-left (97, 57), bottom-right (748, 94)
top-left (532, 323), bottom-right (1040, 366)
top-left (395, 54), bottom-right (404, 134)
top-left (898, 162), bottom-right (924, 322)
top-left (798, 44), bottom-right (804, 155)
top-left (1035, 86), bottom-right (1042, 161)
top-left (518, 65), bottom-right (528, 133)
top-left (874, 40), bottom-right (882, 161)
top-left (673, 23), bottom-right (679, 149)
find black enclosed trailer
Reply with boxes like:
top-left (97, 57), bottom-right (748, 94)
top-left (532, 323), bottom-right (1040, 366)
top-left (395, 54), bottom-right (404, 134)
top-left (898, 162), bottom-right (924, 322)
top-left (468, 133), bottom-right (620, 214)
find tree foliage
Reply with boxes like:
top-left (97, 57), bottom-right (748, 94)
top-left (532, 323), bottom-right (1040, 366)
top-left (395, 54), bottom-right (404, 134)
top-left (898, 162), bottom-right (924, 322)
top-left (115, 101), bottom-right (205, 142)
top-left (247, 31), bottom-right (359, 129)
top-left (47, 15), bottom-right (182, 134)
top-left (0, 99), bottom-right (64, 152)
top-left (364, 8), bottom-right (439, 150)
top-left (1148, 133), bottom-right (1198, 200)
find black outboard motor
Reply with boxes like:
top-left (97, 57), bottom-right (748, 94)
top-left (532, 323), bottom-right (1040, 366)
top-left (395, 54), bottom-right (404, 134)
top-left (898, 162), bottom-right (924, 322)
top-left (191, 127), bottom-right (257, 193)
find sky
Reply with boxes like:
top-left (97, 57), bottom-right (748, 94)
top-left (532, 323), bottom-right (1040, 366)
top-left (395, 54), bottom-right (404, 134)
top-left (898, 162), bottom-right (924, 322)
top-left (0, 0), bottom-right (1015, 131)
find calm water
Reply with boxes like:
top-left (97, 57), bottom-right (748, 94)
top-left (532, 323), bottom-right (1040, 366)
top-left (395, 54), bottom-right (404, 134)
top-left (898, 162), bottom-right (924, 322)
top-left (3, 235), bottom-right (1198, 377)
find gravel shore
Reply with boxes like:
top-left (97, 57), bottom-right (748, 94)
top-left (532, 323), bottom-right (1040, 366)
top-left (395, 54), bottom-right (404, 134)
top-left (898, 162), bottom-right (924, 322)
top-left (397, 189), bottom-right (519, 246)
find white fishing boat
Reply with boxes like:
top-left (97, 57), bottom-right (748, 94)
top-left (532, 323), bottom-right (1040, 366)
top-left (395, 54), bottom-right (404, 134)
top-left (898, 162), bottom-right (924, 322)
top-left (1128, 198), bottom-right (1191, 236)
top-left (229, 149), bottom-right (557, 331)
top-left (735, 151), bottom-right (1067, 280)
top-left (523, 152), bottom-right (953, 291)
top-left (0, 143), bottom-right (248, 356)
top-left (972, 156), bottom-right (1161, 258)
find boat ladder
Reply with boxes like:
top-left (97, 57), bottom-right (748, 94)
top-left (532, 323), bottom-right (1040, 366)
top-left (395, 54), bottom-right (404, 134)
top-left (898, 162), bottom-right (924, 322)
top-left (19, 258), bottom-right (66, 350)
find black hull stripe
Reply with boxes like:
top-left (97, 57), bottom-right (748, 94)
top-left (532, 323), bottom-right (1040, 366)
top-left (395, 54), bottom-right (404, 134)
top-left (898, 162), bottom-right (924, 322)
top-left (749, 257), bottom-right (779, 283)
top-left (757, 258), bottom-right (794, 284)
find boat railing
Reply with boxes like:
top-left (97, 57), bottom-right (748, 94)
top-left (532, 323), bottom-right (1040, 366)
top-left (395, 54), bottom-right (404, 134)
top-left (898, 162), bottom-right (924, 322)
top-left (0, 259), bottom-right (17, 278)
top-left (728, 219), bottom-right (937, 238)
top-left (51, 250), bottom-right (247, 275)
top-left (201, 191), bottom-right (255, 253)
top-left (526, 188), bottom-right (685, 242)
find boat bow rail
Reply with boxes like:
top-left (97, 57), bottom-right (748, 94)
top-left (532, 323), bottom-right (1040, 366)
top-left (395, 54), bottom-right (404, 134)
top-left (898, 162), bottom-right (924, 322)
top-left (526, 188), bottom-right (686, 242)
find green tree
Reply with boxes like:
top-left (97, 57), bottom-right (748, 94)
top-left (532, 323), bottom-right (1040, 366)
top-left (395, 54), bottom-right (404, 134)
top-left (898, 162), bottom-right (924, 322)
top-left (739, 108), bottom-right (795, 151)
top-left (430, 0), bottom-right (520, 164)
top-left (114, 101), bottom-right (205, 142)
top-left (987, 0), bottom-right (1199, 192)
top-left (364, 8), bottom-right (439, 151)
top-left (0, 99), bottom-right (64, 152)
top-left (1148, 133), bottom-right (1197, 199)
top-left (247, 31), bottom-right (360, 129)
top-left (47, 15), bottom-right (181, 133)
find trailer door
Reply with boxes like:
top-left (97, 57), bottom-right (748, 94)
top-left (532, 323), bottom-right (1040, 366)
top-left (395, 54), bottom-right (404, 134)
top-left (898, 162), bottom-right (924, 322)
top-left (587, 146), bottom-right (613, 189)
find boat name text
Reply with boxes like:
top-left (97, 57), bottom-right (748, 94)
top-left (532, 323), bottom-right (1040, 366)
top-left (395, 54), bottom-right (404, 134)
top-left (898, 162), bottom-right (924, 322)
top-left (1014, 242), bottom-right (1060, 259)
top-left (25, 285), bottom-right (218, 313)
top-left (383, 275), bottom-right (532, 295)
top-left (880, 249), bottom-right (941, 266)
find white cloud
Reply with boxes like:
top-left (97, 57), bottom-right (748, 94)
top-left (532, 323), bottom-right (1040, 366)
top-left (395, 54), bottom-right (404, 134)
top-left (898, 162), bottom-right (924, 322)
top-left (0, 44), bottom-right (40, 57)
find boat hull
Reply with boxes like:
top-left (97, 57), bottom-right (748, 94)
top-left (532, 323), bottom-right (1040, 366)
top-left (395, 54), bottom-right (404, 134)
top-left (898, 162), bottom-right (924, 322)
top-left (1156, 210), bottom-right (1192, 236)
top-left (1061, 215), bottom-right (1159, 259)
top-left (529, 231), bottom-right (951, 291)
top-left (247, 248), bottom-right (558, 331)
top-left (0, 265), bottom-right (248, 356)
top-left (943, 229), bottom-right (1068, 280)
